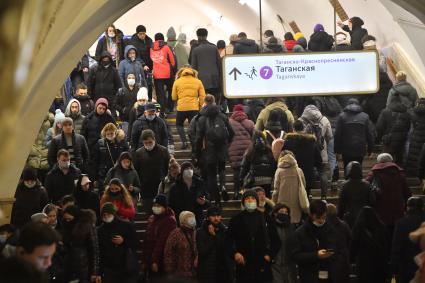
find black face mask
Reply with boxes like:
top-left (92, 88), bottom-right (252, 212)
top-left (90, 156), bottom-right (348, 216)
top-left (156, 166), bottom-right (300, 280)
top-left (276, 213), bottom-right (290, 226)
top-left (109, 191), bottom-right (120, 197)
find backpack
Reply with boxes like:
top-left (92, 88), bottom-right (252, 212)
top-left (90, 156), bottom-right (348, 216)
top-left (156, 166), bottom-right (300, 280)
top-left (316, 97), bottom-right (342, 117)
top-left (301, 116), bottom-right (325, 151)
top-left (205, 115), bottom-right (229, 145)
top-left (264, 130), bottom-right (285, 161)
top-left (266, 108), bottom-right (289, 132)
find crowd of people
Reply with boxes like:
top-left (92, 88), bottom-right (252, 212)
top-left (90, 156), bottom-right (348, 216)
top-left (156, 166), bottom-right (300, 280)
top-left (2, 16), bottom-right (425, 283)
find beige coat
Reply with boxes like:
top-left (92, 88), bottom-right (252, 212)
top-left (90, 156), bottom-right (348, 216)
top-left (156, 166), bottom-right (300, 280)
top-left (272, 153), bottom-right (309, 223)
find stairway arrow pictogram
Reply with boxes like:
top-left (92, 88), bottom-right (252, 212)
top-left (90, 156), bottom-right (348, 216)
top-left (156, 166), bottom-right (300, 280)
top-left (228, 67), bottom-right (242, 80)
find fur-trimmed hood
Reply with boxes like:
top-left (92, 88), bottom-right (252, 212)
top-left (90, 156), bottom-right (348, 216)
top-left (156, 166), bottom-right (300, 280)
top-left (284, 132), bottom-right (316, 142)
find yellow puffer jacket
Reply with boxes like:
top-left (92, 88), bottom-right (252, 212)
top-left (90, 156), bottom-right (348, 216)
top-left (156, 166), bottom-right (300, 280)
top-left (172, 68), bottom-right (206, 111)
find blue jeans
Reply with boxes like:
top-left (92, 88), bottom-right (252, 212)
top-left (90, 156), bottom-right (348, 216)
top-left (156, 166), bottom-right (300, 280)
top-left (327, 138), bottom-right (337, 178)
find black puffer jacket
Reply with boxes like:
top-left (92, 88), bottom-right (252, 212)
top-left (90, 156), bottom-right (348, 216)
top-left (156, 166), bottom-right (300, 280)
top-left (131, 115), bottom-right (169, 150)
top-left (80, 111), bottom-right (116, 151)
top-left (362, 71), bottom-right (393, 123)
top-left (88, 52), bottom-right (122, 102)
top-left (129, 33), bottom-right (153, 69)
top-left (48, 132), bottom-right (89, 172)
top-left (114, 85), bottom-right (139, 121)
top-left (233, 39), bottom-right (260, 54)
top-left (406, 100), bottom-right (425, 176)
top-left (342, 17), bottom-right (368, 50)
top-left (45, 164), bottom-right (81, 204)
top-left (75, 95), bottom-right (94, 116)
top-left (308, 31), bottom-right (334, 51)
top-left (334, 100), bottom-right (374, 156)
top-left (376, 100), bottom-right (410, 148)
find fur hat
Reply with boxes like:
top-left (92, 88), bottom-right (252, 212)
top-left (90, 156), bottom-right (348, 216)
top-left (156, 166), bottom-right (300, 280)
top-left (137, 87), bottom-right (149, 101)
top-left (377, 153), bottom-right (393, 163)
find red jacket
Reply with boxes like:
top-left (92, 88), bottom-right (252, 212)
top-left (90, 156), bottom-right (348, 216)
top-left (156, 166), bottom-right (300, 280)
top-left (101, 198), bottom-right (136, 220)
top-left (150, 41), bottom-right (175, 79)
top-left (143, 208), bottom-right (177, 269)
top-left (284, 40), bottom-right (297, 52)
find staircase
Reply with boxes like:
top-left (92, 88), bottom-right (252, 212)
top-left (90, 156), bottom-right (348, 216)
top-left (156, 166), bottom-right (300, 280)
top-left (134, 111), bottom-right (423, 258)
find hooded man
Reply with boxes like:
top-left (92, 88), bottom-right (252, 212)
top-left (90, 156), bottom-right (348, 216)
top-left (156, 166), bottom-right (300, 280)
top-left (65, 99), bottom-right (85, 134)
top-left (167, 27), bottom-right (189, 71)
top-left (118, 44), bottom-right (147, 88)
top-left (338, 16), bottom-right (368, 50)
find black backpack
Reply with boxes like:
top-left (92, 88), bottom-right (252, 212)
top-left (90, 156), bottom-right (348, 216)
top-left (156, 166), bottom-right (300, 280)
top-left (301, 117), bottom-right (325, 151)
top-left (266, 108), bottom-right (289, 132)
top-left (205, 115), bottom-right (229, 145)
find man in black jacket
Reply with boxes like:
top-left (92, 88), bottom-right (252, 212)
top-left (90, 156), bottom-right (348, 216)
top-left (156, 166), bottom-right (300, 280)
top-left (338, 16), bottom-right (368, 50)
top-left (334, 98), bottom-right (374, 175)
top-left (133, 130), bottom-right (170, 214)
top-left (195, 95), bottom-right (234, 204)
top-left (131, 103), bottom-right (168, 150)
top-left (44, 149), bottom-right (81, 204)
top-left (129, 25), bottom-right (153, 70)
top-left (48, 118), bottom-right (89, 173)
top-left (197, 206), bottom-right (231, 283)
top-left (290, 200), bottom-right (336, 283)
top-left (233, 32), bottom-right (260, 54)
top-left (391, 197), bottom-right (425, 283)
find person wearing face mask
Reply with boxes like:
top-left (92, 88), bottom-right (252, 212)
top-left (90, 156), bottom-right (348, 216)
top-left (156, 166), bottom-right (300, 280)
top-left (169, 161), bottom-right (209, 226)
top-left (100, 178), bottom-right (135, 221)
top-left (271, 204), bottom-right (297, 283)
top-left (290, 200), bottom-right (336, 283)
top-left (115, 73), bottom-right (140, 123)
top-left (158, 158), bottom-right (181, 200)
top-left (131, 102), bottom-right (169, 150)
top-left (65, 98), bottom-right (85, 134)
top-left (73, 174), bottom-right (100, 222)
top-left (11, 167), bottom-right (48, 228)
top-left (87, 51), bottom-right (122, 105)
top-left (97, 202), bottom-right (139, 283)
top-left (118, 45), bottom-right (147, 88)
top-left (196, 206), bottom-right (231, 283)
top-left (42, 204), bottom-right (59, 230)
top-left (143, 195), bottom-right (177, 279)
top-left (45, 149), bottom-right (81, 204)
top-left (164, 211), bottom-right (198, 278)
top-left (240, 131), bottom-right (276, 197)
top-left (95, 24), bottom-right (124, 67)
top-left (48, 117), bottom-right (89, 172)
top-left (226, 190), bottom-right (274, 283)
top-left (92, 123), bottom-right (129, 188)
top-left (127, 87), bottom-right (149, 140)
top-left (74, 83), bottom-right (95, 116)
top-left (133, 130), bottom-right (170, 214)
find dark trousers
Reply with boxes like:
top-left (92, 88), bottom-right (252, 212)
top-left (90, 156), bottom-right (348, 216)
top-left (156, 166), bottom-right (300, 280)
top-left (176, 111), bottom-right (198, 144)
top-left (342, 155), bottom-right (364, 177)
top-left (154, 79), bottom-right (173, 112)
top-left (207, 161), bottom-right (226, 203)
top-left (103, 269), bottom-right (138, 283)
top-left (233, 167), bottom-right (241, 196)
top-left (142, 198), bottom-right (153, 215)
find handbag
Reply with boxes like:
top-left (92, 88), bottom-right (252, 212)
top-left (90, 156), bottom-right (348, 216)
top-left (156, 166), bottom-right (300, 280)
top-left (125, 248), bottom-right (139, 274)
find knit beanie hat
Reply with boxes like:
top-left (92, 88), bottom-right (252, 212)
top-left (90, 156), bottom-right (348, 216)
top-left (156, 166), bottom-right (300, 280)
top-left (136, 25), bottom-right (146, 33)
top-left (54, 109), bottom-right (65, 124)
top-left (377, 153), bottom-right (393, 163)
top-left (22, 167), bottom-right (37, 181)
top-left (153, 194), bottom-right (168, 208)
top-left (137, 87), bottom-right (149, 101)
top-left (31, 213), bottom-right (48, 223)
top-left (233, 104), bottom-right (245, 112)
top-left (95, 98), bottom-right (108, 108)
top-left (177, 33), bottom-right (187, 43)
top-left (101, 202), bottom-right (117, 215)
top-left (180, 161), bottom-right (194, 173)
top-left (294, 32), bottom-right (305, 41)
top-left (167, 27), bottom-right (177, 40)
top-left (207, 206), bottom-right (222, 217)
top-left (241, 189), bottom-right (259, 206)
top-left (314, 24), bottom-right (324, 32)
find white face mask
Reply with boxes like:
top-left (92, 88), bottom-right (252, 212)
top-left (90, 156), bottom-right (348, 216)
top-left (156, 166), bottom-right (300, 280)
top-left (24, 180), bottom-right (37, 188)
top-left (106, 133), bottom-right (116, 141)
top-left (259, 200), bottom-right (266, 208)
top-left (313, 221), bottom-right (325, 227)
top-left (145, 143), bottom-right (155, 151)
top-left (0, 235), bottom-right (7, 244)
top-left (103, 216), bottom-right (114, 223)
top-left (183, 169), bottom-right (194, 179)
top-left (245, 201), bottom-right (257, 212)
top-left (152, 206), bottom-right (164, 215)
top-left (127, 78), bottom-right (136, 86)
top-left (108, 32), bottom-right (115, 38)
top-left (59, 160), bottom-right (70, 170)
top-left (187, 217), bottom-right (196, 228)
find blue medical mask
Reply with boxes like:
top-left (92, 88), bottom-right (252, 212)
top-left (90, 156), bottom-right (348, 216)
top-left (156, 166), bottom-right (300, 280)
top-left (187, 217), bottom-right (196, 228)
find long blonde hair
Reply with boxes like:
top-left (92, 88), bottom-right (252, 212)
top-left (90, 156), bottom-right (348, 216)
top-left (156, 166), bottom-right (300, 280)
top-left (101, 181), bottom-right (133, 208)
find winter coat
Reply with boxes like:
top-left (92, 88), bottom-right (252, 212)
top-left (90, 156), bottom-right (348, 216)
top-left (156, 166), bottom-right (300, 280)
top-left (133, 144), bottom-right (170, 198)
top-left (27, 113), bottom-right (53, 170)
top-left (65, 99), bottom-right (85, 134)
top-left (195, 105), bottom-right (235, 164)
top-left (308, 31), bottom-right (334, 51)
top-left (255, 101), bottom-right (294, 131)
top-left (92, 137), bottom-right (129, 183)
top-left (226, 210), bottom-right (274, 283)
top-left (376, 100), bottom-right (411, 149)
top-left (73, 190), bottom-right (100, 221)
top-left (104, 163), bottom-right (141, 194)
top-left (88, 52), bottom-right (122, 102)
top-left (97, 217), bottom-right (138, 273)
top-left (284, 40), bottom-right (298, 52)
top-left (228, 112), bottom-right (254, 169)
top-left (332, 44), bottom-right (354, 51)
top-left (246, 99), bottom-right (265, 122)
top-left (366, 162), bottom-right (411, 226)
top-left (150, 40), bottom-right (175, 79)
top-left (129, 33), bottom-right (153, 69)
top-left (80, 111), bottom-right (116, 151)
top-left (118, 45), bottom-right (147, 87)
top-left (391, 211), bottom-right (425, 283)
top-left (100, 197), bottom-right (136, 221)
top-left (45, 164), bottom-right (81, 204)
top-left (233, 39), bottom-right (260, 54)
top-left (406, 101), bottom-right (425, 176)
top-left (190, 40), bottom-right (221, 90)
top-left (273, 154), bottom-right (309, 224)
top-left (95, 34), bottom-right (124, 64)
top-left (114, 85), bottom-right (139, 121)
top-left (272, 222), bottom-right (297, 283)
top-left (143, 208), bottom-right (177, 271)
top-left (172, 68), bottom-right (206, 111)
top-left (127, 102), bottom-right (144, 141)
top-left (290, 220), bottom-right (336, 283)
top-left (387, 81), bottom-right (418, 110)
top-left (11, 182), bottom-right (48, 228)
top-left (300, 105), bottom-right (333, 163)
top-left (48, 132), bottom-right (89, 172)
top-left (164, 227), bottom-right (197, 278)
top-left (342, 19), bottom-right (368, 50)
top-left (167, 40), bottom-right (190, 71)
top-left (197, 221), bottom-right (231, 283)
top-left (334, 102), bottom-right (374, 156)
top-left (263, 42), bottom-right (285, 53)
top-left (283, 132), bottom-right (322, 191)
top-left (361, 70), bottom-right (393, 123)
top-left (168, 175), bottom-right (208, 225)
top-left (240, 145), bottom-right (276, 187)
top-left (75, 95), bottom-right (94, 116)
top-left (131, 115), bottom-right (169, 149)
top-left (157, 176), bottom-right (176, 200)
top-left (338, 174), bottom-right (374, 229)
